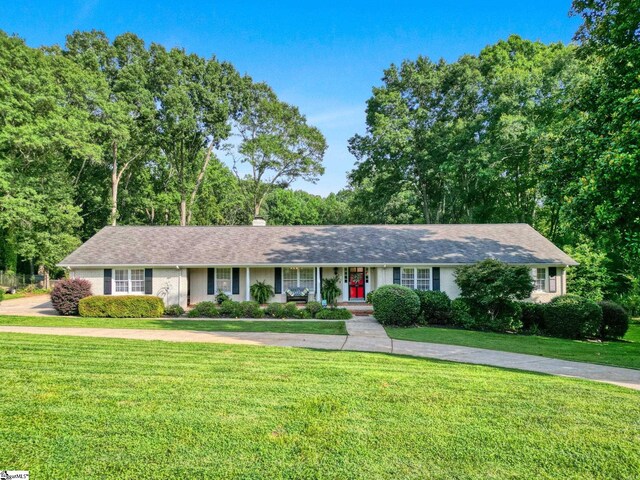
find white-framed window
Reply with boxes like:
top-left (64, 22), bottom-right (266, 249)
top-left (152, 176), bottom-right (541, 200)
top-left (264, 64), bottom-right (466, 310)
top-left (299, 268), bottom-right (315, 291)
top-left (534, 268), bottom-right (546, 292)
top-left (114, 268), bottom-right (145, 294)
top-left (401, 268), bottom-right (415, 289)
top-left (283, 267), bottom-right (315, 292)
top-left (216, 268), bottom-right (232, 294)
top-left (416, 268), bottom-right (430, 291)
top-left (401, 267), bottom-right (432, 291)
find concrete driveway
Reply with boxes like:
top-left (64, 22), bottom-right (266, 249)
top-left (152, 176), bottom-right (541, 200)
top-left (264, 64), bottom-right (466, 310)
top-left (0, 294), bottom-right (57, 316)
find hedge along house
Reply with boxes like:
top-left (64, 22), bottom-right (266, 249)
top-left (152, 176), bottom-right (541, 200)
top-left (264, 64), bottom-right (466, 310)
top-left (58, 223), bottom-right (577, 309)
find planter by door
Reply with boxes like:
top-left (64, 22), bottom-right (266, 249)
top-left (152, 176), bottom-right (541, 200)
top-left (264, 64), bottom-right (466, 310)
top-left (349, 267), bottom-right (365, 300)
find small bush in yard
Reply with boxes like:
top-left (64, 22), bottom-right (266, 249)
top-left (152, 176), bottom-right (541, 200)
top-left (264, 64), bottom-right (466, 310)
top-left (264, 303), bottom-right (285, 318)
top-left (219, 300), bottom-right (241, 317)
top-left (451, 298), bottom-right (474, 328)
top-left (164, 304), bottom-right (185, 317)
top-left (215, 290), bottom-right (230, 305)
top-left (187, 301), bottom-right (219, 318)
top-left (283, 302), bottom-right (301, 318)
top-left (305, 301), bottom-right (323, 317)
top-left (598, 301), bottom-right (629, 339)
top-left (520, 302), bottom-right (546, 331)
top-left (315, 308), bottom-right (352, 320)
top-left (51, 278), bottom-right (92, 315)
top-left (415, 290), bottom-right (452, 325)
top-left (0, 289), bottom-right (3, 304)
top-left (544, 295), bottom-right (602, 339)
top-left (79, 295), bottom-right (164, 318)
top-left (237, 301), bottom-right (264, 318)
top-left (371, 285), bottom-right (420, 326)
top-left (455, 260), bottom-right (532, 332)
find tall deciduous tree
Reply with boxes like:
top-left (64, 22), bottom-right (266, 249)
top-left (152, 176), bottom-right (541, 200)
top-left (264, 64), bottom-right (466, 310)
top-left (230, 81), bottom-right (327, 218)
top-left (150, 45), bottom-right (239, 226)
top-left (64, 31), bottom-right (158, 226)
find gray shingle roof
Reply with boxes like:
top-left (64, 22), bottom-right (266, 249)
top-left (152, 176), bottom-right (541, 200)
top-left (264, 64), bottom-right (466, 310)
top-left (59, 224), bottom-right (577, 267)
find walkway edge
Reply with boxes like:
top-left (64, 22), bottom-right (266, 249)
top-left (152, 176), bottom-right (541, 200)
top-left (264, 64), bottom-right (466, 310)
top-left (0, 322), bottom-right (639, 391)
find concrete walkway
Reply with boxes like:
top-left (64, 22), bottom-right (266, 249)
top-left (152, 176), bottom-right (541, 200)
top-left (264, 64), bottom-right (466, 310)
top-left (0, 314), bottom-right (638, 390)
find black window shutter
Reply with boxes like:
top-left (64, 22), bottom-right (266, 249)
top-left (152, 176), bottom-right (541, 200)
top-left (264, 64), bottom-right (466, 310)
top-left (232, 268), bottom-right (240, 295)
top-left (432, 267), bottom-right (440, 291)
top-left (393, 267), bottom-right (401, 285)
top-left (207, 268), bottom-right (216, 295)
top-left (548, 267), bottom-right (557, 293)
top-left (274, 267), bottom-right (282, 294)
top-left (103, 269), bottom-right (112, 295)
top-left (319, 268), bottom-right (323, 295)
top-left (144, 268), bottom-right (153, 294)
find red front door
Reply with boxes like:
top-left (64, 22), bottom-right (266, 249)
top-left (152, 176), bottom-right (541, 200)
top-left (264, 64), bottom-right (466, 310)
top-left (349, 267), bottom-right (365, 300)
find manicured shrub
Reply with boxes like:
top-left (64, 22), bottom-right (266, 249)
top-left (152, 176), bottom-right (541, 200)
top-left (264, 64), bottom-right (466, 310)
top-left (78, 295), bottom-right (164, 318)
top-left (215, 290), bottom-right (230, 305)
top-left (164, 304), bottom-right (185, 317)
top-left (264, 302), bottom-right (285, 318)
top-left (250, 281), bottom-right (274, 304)
top-left (283, 302), bottom-right (301, 318)
top-left (451, 298), bottom-right (474, 329)
top-left (315, 308), bottom-right (353, 320)
top-left (219, 300), bottom-right (241, 317)
top-left (297, 309), bottom-right (313, 319)
top-left (475, 301), bottom-right (523, 332)
top-left (237, 301), bottom-right (265, 318)
top-left (455, 260), bottom-right (532, 332)
top-left (544, 294), bottom-right (602, 339)
top-left (366, 290), bottom-right (375, 304)
top-left (51, 278), bottom-right (92, 315)
top-left (415, 290), bottom-right (452, 325)
top-left (187, 301), bottom-right (219, 318)
top-left (598, 301), bottom-right (630, 339)
top-left (520, 302), bottom-right (546, 331)
top-left (371, 285), bottom-right (420, 326)
top-left (305, 301), bottom-right (323, 317)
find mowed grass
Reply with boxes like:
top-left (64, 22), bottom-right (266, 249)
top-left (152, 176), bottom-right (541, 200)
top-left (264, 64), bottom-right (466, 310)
top-left (386, 320), bottom-right (640, 370)
top-left (1, 333), bottom-right (639, 479)
top-left (0, 315), bottom-right (346, 335)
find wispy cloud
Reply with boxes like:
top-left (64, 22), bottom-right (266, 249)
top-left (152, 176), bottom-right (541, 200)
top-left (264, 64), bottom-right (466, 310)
top-left (307, 106), bottom-right (364, 129)
top-left (75, 0), bottom-right (100, 23)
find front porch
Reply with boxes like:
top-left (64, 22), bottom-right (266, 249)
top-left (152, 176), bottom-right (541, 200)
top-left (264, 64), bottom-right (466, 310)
top-left (187, 266), bottom-right (380, 306)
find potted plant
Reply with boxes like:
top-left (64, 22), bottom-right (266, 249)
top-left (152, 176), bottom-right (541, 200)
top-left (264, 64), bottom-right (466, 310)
top-left (321, 276), bottom-right (341, 307)
top-left (250, 280), bottom-right (275, 304)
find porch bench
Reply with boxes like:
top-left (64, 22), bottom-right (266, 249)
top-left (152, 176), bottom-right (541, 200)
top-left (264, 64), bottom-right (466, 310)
top-left (285, 287), bottom-right (310, 303)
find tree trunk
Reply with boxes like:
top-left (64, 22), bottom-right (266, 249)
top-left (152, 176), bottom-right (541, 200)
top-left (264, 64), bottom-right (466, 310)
top-left (110, 142), bottom-right (119, 226)
top-left (186, 140), bottom-right (215, 225)
top-left (180, 195), bottom-right (187, 226)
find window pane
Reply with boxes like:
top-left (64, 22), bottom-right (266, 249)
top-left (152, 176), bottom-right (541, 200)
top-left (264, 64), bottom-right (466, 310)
top-left (416, 268), bottom-right (430, 291)
top-left (401, 268), bottom-right (414, 289)
top-left (216, 268), bottom-right (232, 293)
top-left (535, 268), bottom-right (546, 291)
top-left (130, 269), bottom-right (145, 293)
top-left (299, 268), bottom-right (315, 291)
top-left (115, 269), bottom-right (128, 293)
top-left (283, 267), bottom-right (298, 291)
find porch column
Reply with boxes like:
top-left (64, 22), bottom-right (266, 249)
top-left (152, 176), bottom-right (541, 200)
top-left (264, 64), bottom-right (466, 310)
top-left (245, 267), bottom-right (251, 301)
top-left (316, 267), bottom-right (321, 302)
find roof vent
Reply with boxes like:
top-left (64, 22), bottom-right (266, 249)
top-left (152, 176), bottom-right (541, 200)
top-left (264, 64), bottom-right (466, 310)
top-left (252, 217), bottom-right (267, 227)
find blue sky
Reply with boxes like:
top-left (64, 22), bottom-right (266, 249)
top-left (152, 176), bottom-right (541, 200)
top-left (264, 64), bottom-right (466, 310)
top-left (3, 1), bottom-right (580, 195)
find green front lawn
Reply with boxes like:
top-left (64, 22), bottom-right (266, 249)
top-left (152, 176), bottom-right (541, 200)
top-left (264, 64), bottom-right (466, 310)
top-left (386, 320), bottom-right (640, 370)
top-left (0, 333), bottom-right (638, 479)
top-left (0, 315), bottom-right (346, 335)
